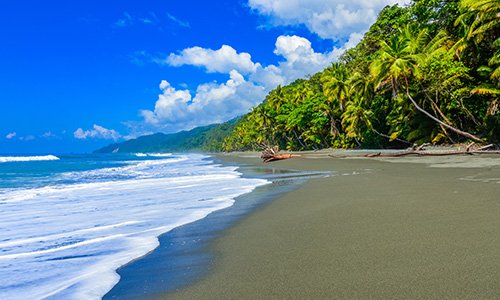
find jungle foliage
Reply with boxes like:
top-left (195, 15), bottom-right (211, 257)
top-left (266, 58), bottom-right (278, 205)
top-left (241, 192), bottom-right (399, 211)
top-left (223, 0), bottom-right (499, 151)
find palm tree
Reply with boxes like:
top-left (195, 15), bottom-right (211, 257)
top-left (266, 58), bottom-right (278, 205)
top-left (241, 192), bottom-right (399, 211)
top-left (458, 0), bottom-right (499, 42)
top-left (320, 63), bottom-right (351, 139)
top-left (322, 63), bottom-right (350, 111)
top-left (456, 0), bottom-right (500, 82)
top-left (342, 94), bottom-right (373, 140)
top-left (370, 32), bottom-right (418, 98)
top-left (371, 26), bottom-right (484, 143)
top-left (348, 71), bottom-right (375, 103)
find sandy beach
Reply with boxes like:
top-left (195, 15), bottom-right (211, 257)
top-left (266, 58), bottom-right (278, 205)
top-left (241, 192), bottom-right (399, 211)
top-left (162, 151), bottom-right (500, 299)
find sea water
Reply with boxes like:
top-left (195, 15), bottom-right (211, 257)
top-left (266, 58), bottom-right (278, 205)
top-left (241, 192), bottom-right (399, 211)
top-left (0, 153), bottom-right (267, 299)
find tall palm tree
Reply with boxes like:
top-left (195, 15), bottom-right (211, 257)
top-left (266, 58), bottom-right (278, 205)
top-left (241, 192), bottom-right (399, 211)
top-left (456, 0), bottom-right (500, 81)
top-left (321, 63), bottom-right (350, 111)
top-left (370, 33), bottom-right (421, 99)
top-left (371, 26), bottom-right (484, 142)
top-left (348, 71), bottom-right (375, 103)
top-left (320, 63), bottom-right (350, 139)
top-left (342, 94), bottom-right (373, 140)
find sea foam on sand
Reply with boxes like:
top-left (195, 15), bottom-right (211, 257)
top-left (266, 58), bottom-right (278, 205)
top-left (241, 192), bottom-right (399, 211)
top-left (0, 154), bottom-right (267, 299)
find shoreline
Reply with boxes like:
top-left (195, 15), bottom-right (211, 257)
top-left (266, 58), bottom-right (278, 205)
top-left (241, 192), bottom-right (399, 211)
top-left (104, 155), bottom-right (318, 299)
top-left (163, 151), bottom-right (500, 299)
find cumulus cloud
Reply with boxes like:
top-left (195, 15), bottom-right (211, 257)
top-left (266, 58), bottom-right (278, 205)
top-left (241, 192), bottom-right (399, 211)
top-left (141, 71), bottom-right (266, 131)
top-left (141, 34), bottom-right (359, 132)
top-left (5, 132), bottom-right (16, 139)
top-left (165, 45), bottom-right (259, 74)
top-left (73, 125), bottom-right (122, 141)
top-left (137, 1), bottom-right (405, 133)
top-left (261, 35), bottom-right (338, 85)
top-left (250, 34), bottom-right (360, 89)
top-left (248, 0), bottom-right (408, 40)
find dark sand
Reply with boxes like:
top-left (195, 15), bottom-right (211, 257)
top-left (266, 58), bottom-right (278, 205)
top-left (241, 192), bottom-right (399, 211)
top-left (163, 152), bottom-right (500, 299)
top-left (104, 158), bottom-right (317, 299)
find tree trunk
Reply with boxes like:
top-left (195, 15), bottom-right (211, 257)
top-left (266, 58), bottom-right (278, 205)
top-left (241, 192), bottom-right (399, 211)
top-left (329, 115), bottom-right (339, 137)
top-left (404, 77), bottom-right (483, 143)
top-left (292, 129), bottom-right (307, 149)
top-left (406, 92), bottom-right (483, 143)
top-left (372, 128), bottom-right (412, 145)
top-left (391, 77), bottom-right (399, 99)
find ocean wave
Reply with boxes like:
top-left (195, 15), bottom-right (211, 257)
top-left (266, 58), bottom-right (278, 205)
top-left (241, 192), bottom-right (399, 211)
top-left (0, 155), bottom-right (60, 163)
top-left (54, 156), bottom-right (190, 185)
top-left (0, 154), bottom-right (268, 299)
top-left (135, 153), bottom-right (172, 157)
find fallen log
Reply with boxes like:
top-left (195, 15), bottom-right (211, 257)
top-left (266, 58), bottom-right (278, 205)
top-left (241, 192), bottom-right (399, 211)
top-left (363, 150), bottom-right (500, 157)
top-left (414, 143), bottom-right (431, 151)
top-left (477, 144), bottom-right (494, 151)
top-left (263, 153), bottom-right (298, 163)
top-left (328, 148), bottom-right (500, 159)
top-left (260, 146), bottom-right (299, 163)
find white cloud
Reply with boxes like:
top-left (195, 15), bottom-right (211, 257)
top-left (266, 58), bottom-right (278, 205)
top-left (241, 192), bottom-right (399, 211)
top-left (141, 71), bottom-right (266, 131)
top-left (41, 131), bottom-right (56, 138)
top-left (166, 45), bottom-right (258, 74)
top-left (19, 135), bottom-right (35, 141)
top-left (126, 1), bottom-right (408, 135)
top-left (166, 12), bottom-right (190, 28)
top-left (114, 12), bottom-right (160, 28)
top-left (136, 2), bottom-right (402, 134)
top-left (5, 132), bottom-right (16, 139)
top-left (248, 0), bottom-right (408, 40)
top-left (139, 18), bottom-right (153, 24)
top-left (141, 34), bottom-right (356, 132)
top-left (269, 35), bottom-right (337, 84)
top-left (114, 12), bottom-right (134, 28)
top-left (74, 125), bottom-right (122, 141)
top-left (251, 34), bottom-right (360, 89)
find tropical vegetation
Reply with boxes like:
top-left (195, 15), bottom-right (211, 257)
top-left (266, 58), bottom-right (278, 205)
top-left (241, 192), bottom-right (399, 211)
top-left (223, 0), bottom-right (499, 151)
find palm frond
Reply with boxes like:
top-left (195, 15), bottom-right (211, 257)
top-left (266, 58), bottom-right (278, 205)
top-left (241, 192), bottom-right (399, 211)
top-left (471, 85), bottom-right (500, 95)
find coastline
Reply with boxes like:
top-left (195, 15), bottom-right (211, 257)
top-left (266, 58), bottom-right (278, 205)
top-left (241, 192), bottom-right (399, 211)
top-left (163, 151), bottom-right (500, 299)
top-left (104, 155), bottom-right (319, 299)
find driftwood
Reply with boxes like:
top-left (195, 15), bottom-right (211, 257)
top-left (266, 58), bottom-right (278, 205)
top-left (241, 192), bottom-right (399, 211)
top-left (329, 143), bottom-right (500, 158)
top-left (260, 146), bottom-right (299, 163)
top-left (362, 149), bottom-right (500, 157)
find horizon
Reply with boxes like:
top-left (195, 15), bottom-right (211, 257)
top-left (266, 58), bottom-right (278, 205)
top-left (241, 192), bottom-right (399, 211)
top-left (1, 0), bottom-right (406, 154)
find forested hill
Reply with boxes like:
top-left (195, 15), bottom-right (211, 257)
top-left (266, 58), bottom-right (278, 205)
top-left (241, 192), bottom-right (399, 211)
top-left (94, 121), bottom-right (236, 153)
top-left (223, 0), bottom-right (499, 151)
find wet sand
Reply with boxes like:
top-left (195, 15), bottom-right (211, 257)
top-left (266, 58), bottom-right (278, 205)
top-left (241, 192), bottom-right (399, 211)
top-left (163, 152), bottom-right (500, 299)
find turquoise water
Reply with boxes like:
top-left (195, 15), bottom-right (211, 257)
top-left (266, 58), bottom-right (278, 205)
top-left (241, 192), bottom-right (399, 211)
top-left (0, 153), bottom-right (267, 299)
top-left (0, 154), bottom-right (136, 189)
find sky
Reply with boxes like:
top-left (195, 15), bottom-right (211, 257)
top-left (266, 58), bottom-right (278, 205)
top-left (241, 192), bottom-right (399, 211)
top-left (0, 0), bottom-right (406, 154)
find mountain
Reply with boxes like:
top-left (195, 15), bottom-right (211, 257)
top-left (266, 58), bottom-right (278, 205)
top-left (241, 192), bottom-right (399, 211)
top-left (94, 120), bottom-right (237, 153)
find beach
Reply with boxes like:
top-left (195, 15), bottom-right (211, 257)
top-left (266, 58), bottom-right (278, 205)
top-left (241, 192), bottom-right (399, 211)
top-left (161, 152), bottom-right (500, 299)
top-left (0, 153), bottom-right (269, 299)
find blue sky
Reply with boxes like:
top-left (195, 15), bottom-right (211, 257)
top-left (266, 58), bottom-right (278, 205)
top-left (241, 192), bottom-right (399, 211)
top-left (0, 0), bottom-right (405, 154)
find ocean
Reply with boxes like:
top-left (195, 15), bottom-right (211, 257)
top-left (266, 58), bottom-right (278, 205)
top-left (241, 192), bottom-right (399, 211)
top-left (0, 153), bottom-right (268, 299)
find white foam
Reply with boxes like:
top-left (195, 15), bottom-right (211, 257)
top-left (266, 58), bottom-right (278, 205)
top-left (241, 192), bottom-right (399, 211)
top-left (135, 152), bottom-right (172, 157)
top-left (0, 154), bottom-right (268, 300)
top-left (0, 155), bottom-right (60, 163)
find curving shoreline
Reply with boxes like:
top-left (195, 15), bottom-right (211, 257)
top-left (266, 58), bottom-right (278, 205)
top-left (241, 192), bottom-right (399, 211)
top-left (164, 151), bottom-right (500, 299)
top-left (104, 156), bottom-right (316, 299)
